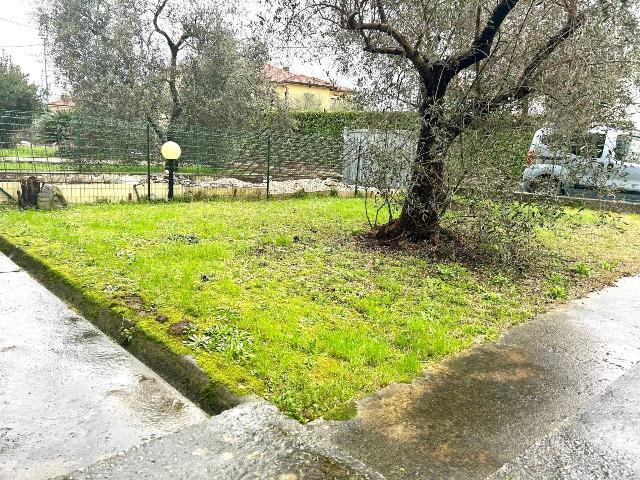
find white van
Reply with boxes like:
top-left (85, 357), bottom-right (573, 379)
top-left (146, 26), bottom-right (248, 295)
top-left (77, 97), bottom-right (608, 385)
top-left (522, 127), bottom-right (640, 201)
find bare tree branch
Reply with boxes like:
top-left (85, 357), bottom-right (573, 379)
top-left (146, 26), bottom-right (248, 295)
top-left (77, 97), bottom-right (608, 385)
top-left (457, 11), bottom-right (586, 131)
top-left (152, 0), bottom-right (189, 124)
top-left (341, 5), bottom-right (429, 72)
top-left (443, 0), bottom-right (521, 75)
top-left (152, 0), bottom-right (175, 49)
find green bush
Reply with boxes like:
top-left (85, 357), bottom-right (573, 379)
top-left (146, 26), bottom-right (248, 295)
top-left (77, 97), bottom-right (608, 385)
top-left (37, 110), bottom-right (78, 144)
top-left (288, 111), bottom-right (419, 137)
top-left (0, 54), bottom-right (42, 148)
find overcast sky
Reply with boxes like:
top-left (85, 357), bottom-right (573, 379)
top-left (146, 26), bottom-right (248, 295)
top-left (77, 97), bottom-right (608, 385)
top-left (0, 0), bottom-right (350, 101)
top-left (0, 1), bottom-right (46, 89)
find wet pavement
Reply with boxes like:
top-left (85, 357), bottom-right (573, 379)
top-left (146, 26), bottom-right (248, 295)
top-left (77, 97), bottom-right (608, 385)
top-left (59, 402), bottom-right (381, 480)
top-left (312, 275), bottom-right (640, 479)
top-left (490, 361), bottom-right (640, 479)
top-left (0, 254), bottom-right (208, 479)
top-left (2, 247), bottom-right (640, 479)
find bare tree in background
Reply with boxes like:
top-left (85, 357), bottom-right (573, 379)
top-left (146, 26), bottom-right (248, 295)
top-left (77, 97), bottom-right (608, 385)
top-left (39, 0), bottom-right (273, 140)
top-left (269, 0), bottom-right (640, 241)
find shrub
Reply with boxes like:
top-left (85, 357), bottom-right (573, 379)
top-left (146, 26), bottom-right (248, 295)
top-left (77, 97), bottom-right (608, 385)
top-left (547, 286), bottom-right (568, 299)
top-left (570, 261), bottom-right (592, 277)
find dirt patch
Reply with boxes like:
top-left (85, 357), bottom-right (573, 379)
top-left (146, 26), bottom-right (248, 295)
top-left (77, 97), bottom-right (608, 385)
top-left (121, 294), bottom-right (151, 316)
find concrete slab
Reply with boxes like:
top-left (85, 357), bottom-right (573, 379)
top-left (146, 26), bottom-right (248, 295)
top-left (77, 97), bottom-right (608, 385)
top-left (0, 255), bottom-right (208, 480)
top-left (310, 276), bottom-right (640, 479)
top-left (490, 361), bottom-right (640, 479)
top-left (0, 253), bottom-right (19, 273)
top-left (59, 402), bottom-right (382, 480)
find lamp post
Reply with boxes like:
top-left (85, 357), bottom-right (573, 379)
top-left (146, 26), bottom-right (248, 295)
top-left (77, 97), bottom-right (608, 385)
top-left (161, 141), bottom-right (181, 200)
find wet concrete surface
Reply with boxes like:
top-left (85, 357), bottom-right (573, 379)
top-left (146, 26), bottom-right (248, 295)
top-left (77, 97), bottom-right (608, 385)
top-left (310, 275), bottom-right (640, 479)
top-left (0, 254), bottom-right (20, 273)
top-left (490, 360), bottom-right (640, 479)
top-left (3, 247), bottom-right (640, 479)
top-left (0, 254), bottom-right (208, 479)
top-left (59, 402), bottom-right (382, 480)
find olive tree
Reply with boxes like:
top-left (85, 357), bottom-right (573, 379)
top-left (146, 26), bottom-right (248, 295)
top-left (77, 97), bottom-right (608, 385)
top-left (39, 0), bottom-right (274, 140)
top-left (0, 54), bottom-right (42, 147)
top-left (269, 0), bottom-right (640, 240)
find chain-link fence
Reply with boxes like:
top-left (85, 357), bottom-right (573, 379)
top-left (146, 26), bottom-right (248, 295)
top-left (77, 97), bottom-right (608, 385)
top-left (0, 111), bottom-right (374, 204)
top-left (1, 110), bottom-right (546, 207)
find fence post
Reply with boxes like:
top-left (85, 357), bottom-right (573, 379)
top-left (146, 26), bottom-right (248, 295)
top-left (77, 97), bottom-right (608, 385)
top-left (75, 116), bottom-right (82, 173)
top-left (14, 116), bottom-right (20, 165)
top-left (195, 128), bottom-right (200, 175)
top-left (355, 142), bottom-right (362, 197)
top-left (266, 131), bottom-right (272, 199)
top-left (146, 122), bottom-right (151, 201)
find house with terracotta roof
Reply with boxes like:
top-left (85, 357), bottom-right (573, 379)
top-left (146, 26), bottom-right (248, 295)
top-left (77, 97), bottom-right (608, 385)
top-left (264, 64), bottom-right (352, 111)
top-left (47, 98), bottom-right (76, 113)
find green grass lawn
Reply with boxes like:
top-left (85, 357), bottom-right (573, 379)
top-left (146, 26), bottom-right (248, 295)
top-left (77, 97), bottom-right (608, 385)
top-left (0, 145), bottom-right (57, 158)
top-left (0, 159), bottom-right (222, 175)
top-left (1, 197), bottom-right (639, 421)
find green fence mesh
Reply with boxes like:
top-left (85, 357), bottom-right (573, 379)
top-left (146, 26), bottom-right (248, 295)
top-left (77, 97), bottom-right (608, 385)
top-left (0, 111), bottom-right (368, 204)
top-left (0, 110), bottom-right (535, 205)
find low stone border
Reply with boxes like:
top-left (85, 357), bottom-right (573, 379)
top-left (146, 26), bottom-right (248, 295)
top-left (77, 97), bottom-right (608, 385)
top-left (0, 236), bottom-right (254, 415)
top-left (511, 191), bottom-right (640, 214)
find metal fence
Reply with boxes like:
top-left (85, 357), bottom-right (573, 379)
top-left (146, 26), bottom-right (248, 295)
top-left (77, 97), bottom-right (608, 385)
top-left (0, 110), bottom-right (539, 206)
top-left (0, 111), bottom-right (369, 205)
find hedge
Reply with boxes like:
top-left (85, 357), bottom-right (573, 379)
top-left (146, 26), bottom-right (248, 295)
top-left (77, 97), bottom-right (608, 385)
top-left (289, 111), bottom-right (419, 137)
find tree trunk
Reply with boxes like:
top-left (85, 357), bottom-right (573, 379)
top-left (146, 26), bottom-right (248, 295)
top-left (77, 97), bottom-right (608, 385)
top-left (18, 176), bottom-right (42, 209)
top-left (374, 108), bottom-right (446, 241)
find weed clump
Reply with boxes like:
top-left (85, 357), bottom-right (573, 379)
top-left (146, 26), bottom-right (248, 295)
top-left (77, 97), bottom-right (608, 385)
top-left (184, 325), bottom-right (254, 361)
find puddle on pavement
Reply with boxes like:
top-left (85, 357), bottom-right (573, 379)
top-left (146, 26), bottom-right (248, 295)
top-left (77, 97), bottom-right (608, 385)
top-left (105, 373), bottom-right (191, 426)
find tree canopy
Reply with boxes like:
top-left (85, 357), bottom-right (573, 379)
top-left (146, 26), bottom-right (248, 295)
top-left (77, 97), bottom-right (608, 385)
top-left (0, 54), bottom-right (42, 115)
top-left (39, 0), bottom-right (275, 139)
top-left (270, 0), bottom-right (640, 240)
top-left (0, 54), bottom-right (43, 148)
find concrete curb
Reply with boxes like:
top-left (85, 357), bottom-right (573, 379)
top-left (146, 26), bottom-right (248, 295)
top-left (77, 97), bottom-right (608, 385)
top-left (511, 191), bottom-right (640, 214)
top-left (0, 236), bottom-right (253, 416)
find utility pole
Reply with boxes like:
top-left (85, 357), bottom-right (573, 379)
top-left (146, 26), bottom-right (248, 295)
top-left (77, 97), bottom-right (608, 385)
top-left (42, 29), bottom-right (50, 100)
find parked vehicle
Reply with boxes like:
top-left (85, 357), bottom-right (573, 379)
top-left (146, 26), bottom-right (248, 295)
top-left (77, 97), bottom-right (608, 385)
top-left (522, 126), bottom-right (640, 201)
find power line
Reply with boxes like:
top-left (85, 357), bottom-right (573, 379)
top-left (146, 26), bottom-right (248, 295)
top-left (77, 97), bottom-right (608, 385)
top-left (0, 16), bottom-right (38, 30)
top-left (0, 44), bottom-right (43, 48)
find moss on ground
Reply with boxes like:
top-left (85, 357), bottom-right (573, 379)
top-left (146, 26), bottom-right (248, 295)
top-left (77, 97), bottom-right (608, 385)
top-left (1, 197), bottom-right (639, 421)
